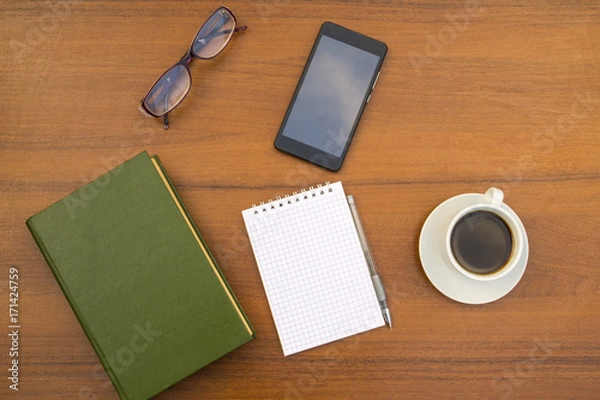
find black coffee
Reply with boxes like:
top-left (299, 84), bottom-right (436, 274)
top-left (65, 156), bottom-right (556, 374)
top-left (450, 211), bottom-right (513, 275)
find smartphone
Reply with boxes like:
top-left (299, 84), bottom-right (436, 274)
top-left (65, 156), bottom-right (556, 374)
top-left (274, 22), bottom-right (387, 171)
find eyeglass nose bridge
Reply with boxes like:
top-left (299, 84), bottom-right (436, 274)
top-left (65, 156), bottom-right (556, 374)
top-left (178, 50), bottom-right (194, 65)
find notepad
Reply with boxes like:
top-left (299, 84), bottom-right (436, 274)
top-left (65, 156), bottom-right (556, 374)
top-left (242, 181), bottom-right (384, 356)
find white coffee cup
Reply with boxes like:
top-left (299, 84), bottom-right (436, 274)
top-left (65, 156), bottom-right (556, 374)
top-left (444, 187), bottom-right (526, 282)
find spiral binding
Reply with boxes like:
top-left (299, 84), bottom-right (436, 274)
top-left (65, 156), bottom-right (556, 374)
top-left (251, 182), bottom-right (333, 215)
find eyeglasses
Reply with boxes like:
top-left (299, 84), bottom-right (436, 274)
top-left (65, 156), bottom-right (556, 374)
top-left (139, 6), bottom-right (246, 129)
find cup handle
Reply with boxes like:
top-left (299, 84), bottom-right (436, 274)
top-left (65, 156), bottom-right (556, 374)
top-left (484, 187), bottom-right (504, 206)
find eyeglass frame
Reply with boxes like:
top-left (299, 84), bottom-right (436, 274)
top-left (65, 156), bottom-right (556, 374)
top-left (138, 5), bottom-right (247, 129)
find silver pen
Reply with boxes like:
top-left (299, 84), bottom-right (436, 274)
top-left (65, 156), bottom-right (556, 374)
top-left (347, 195), bottom-right (392, 329)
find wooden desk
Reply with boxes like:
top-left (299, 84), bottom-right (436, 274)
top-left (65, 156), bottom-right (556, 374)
top-left (2, 1), bottom-right (599, 398)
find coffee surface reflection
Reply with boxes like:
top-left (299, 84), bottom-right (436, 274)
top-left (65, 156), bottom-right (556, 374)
top-left (450, 211), bottom-right (513, 275)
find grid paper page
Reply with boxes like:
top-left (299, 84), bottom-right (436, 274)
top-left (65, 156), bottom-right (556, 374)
top-left (242, 182), bottom-right (385, 356)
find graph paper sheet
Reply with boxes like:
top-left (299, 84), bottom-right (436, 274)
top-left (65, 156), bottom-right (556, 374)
top-left (242, 181), bottom-right (385, 356)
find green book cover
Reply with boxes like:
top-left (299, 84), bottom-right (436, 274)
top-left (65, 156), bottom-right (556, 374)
top-left (26, 151), bottom-right (255, 400)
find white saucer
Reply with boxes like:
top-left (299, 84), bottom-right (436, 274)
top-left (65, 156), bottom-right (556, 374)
top-left (418, 193), bottom-right (529, 304)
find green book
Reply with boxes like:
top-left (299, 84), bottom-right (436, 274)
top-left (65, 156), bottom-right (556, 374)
top-left (26, 151), bottom-right (255, 400)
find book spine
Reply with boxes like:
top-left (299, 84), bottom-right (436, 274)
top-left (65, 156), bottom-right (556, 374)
top-left (25, 218), bottom-right (130, 400)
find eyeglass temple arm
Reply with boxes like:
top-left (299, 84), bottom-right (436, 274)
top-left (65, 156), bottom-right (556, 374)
top-left (162, 82), bottom-right (171, 129)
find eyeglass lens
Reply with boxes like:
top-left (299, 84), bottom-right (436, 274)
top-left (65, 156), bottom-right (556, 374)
top-left (192, 8), bottom-right (236, 58)
top-left (143, 65), bottom-right (191, 117)
top-left (142, 7), bottom-right (236, 118)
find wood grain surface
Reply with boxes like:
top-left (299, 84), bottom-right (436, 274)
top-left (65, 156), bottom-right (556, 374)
top-left (2, 1), bottom-right (599, 399)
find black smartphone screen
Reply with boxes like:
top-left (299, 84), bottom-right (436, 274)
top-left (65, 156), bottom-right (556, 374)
top-left (275, 22), bottom-right (387, 171)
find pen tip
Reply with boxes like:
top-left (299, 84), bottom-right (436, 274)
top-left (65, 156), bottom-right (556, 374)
top-left (383, 309), bottom-right (392, 329)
